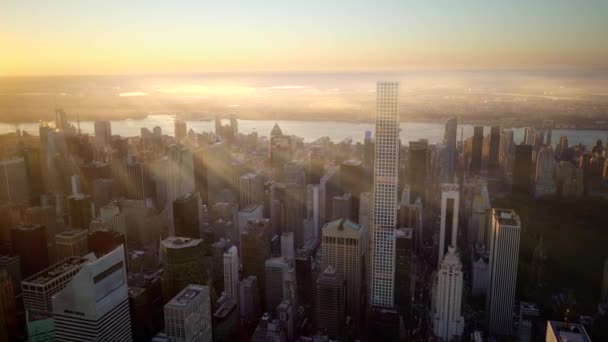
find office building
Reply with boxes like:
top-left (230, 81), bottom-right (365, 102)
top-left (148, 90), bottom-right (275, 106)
top-left (213, 295), bottom-right (238, 342)
top-left (241, 219), bottom-right (271, 303)
top-left (26, 309), bottom-right (55, 342)
top-left (408, 140), bottom-right (428, 202)
top-left (439, 183), bottom-right (459, 267)
top-left (471, 246), bottom-right (489, 297)
top-left (269, 124), bottom-right (292, 181)
top-left (25, 206), bottom-right (58, 264)
top-left (315, 265), bottom-right (346, 341)
top-left (0, 268), bottom-right (16, 340)
top-left (322, 218), bottom-right (363, 324)
top-left (340, 160), bottom-right (363, 219)
top-left (52, 246), bottom-right (132, 341)
top-left (295, 240), bottom-right (319, 308)
top-left (488, 126), bottom-right (501, 171)
top-left (331, 193), bottom-right (352, 221)
top-left (0, 157), bottom-right (30, 206)
top-left (265, 257), bottom-right (295, 314)
top-left (173, 193), bottom-right (200, 239)
top-left (164, 284), bottom-right (212, 342)
top-left (487, 209), bottom-right (521, 336)
top-left (395, 228), bottom-right (413, 313)
top-left (223, 245), bottom-right (239, 303)
top-left (125, 157), bottom-right (152, 200)
top-left (11, 224), bottom-right (49, 278)
top-left (432, 246), bottom-right (464, 341)
top-left (174, 119), bottom-right (187, 141)
top-left (94, 120), bottom-right (112, 147)
top-left (535, 146), bottom-right (557, 197)
top-left (239, 275), bottom-right (260, 325)
top-left (518, 302), bottom-right (540, 342)
top-left (513, 145), bottom-right (533, 194)
top-left (443, 117), bottom-right (458, 182)
top-left (55, 229), bottom-right (88, 260)
top-left (161, 237), bottom-right (206, 301)
top-left (469, 126), bottom-right (483, 175)
top-left (67, 193), bottom-right (93, 230)
top-left (88, 230), bottom-right (125, 258)
top-left (280, 232), bottom-right (294, 260)
top-left (239, 172), bottom-right (264, 208)
top-left (22, 257), bottom-right (89, 312)
top-left (545, 321), bottom-right (590, 342)
top-left (371, 82), bottom-right (400, 308)
top-left (285, 184), bottom-right (306, 248)
top-left (0, 255), bottom-right (20, 295)
top-left (309, 147), bottom-right (325, 184)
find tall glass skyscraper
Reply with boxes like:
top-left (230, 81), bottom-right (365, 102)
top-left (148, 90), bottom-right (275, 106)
top-left (371, 82), bottom-right (400, 308)
top-left (443, 117), bottom-right (458, 182)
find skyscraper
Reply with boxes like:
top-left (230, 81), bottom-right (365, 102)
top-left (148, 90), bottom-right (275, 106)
top-left (67, 193), bottom-right (93, 230)
top-left (534, 146), bottom-right (557, 197)
top-left (161, 236), bottom-right (206, 301)
top-left (443, 117), bottom-right (458, 182)
top-left (174, 119), bottom-right (187, 141)
top-left (223, 245), bottom-right (239, 303)
top-left (173, 193), bottom-right (200, 238)
top-left (315, 265), bottom-right (346, 341)
top-left (93, 120), bottom-right (112, 147)
top-left (439, 183), bottom-right (459, 267)
top-left (55, 229), bottom-right (88, 260)
top-left (432, 246), bottom-right (464, 341)
top-left (488, 126), bottom-right (501, 171)
top-left (52, 246), bottom-right (132, 341)
top-left (470, 126), bottom-right (483, 175)
top-left (239, 172), bottom-right (264, 208)
top-left (0, 157), bottom-right (30, 206)
top-left (321, 218), bottom-right (363, 324)
top-left (487, 208), bottom-right (521, 336)
top-left (11, 224), bottom-right (49, 278)
top-left (394, 228), bottom-right (413, 313)
top-left (513, 144), bottom-right (533, 194)
top-left (239, 275), bottom-right (260, 325)
top-left (340, 160), bottom-right (363, 219)
top-left (371, 81), bottom-right (400, 308)
top-left (241, 219), bottom-right (271, 303)
top-left (164, 284), bottom-right (212, 342)
top-left (264, 257), bottom-right (295, 314)
top-left (407, 140), bottom-right (428, 202)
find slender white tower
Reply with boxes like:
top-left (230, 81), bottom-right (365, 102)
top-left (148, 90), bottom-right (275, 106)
top-left (439, 183), bottom-right (459, 267)
top-left (370, 82), bottom-right (400, 308)
top-left (433, 246), bottom-right (464, 341)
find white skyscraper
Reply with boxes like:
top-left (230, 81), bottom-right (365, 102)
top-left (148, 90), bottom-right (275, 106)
top-left (534, 146), bottom-right (557, 198)
top-left (371, 81), bottom-right (400, 308)
top-left (486, 208), bottom-right (521, 336)
top-left (432, 246), bottom-right (464, 341)
top-left (223, 245), bottom-right (239, 303)
top-left (439, 183), bottom-right (460, 267)
top-left (94, 120), bottom-right (112, 147)
top-left (52, 246), bottom-right (133, 341)
top-left (164, 284), bottom-right (212, 342)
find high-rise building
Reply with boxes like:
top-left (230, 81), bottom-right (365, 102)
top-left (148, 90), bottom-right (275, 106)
top-left (280, 232), bottom-right (294, 260)
top-left (309, 147), bottom-right (325, 184)
top-left (315, 265), bottom-right (346, 341)
top-left (67, 193), bottom-right (93, 230)
top-left (340, 160), bottom-right (363, 219)
top-left (488, 126), bottom-right (501, 171)
top-left (284, 184), bottom-right (306, 248)
top-left (319, 168), bottom-right (340, 226)
top-left (94, 120), bottom-right (112, 147)
top-left (0, 268), bottom-right (17, 340)
top-left (0, 255), bottom-right (21, 295)
top-left (443, 117), bottom-right (458, 182)
top-left (470, 126), bottom-right (483, 175)
top-left (269, 124), bottom-right (292, 180)
top-left (125, 157), bottom-right (152, 200)
top-left (22, 257), bottom-right (90, 312)
top-left (223, 245), bottom-right (239, 303)
top-left (395, 228), bottom-right (413, 313)
top-left (513, 145), bottom-right (533, 194)
top-left (26, 309), bottom-right (55, 342)
top-left (439, 183), bottom-right (459, 267)
top-left (408, 140), bottom-right (428, 202)
top-left (52, 246), bottom-right (132, 341)
top-left (432, 246), bottom-right (464, 341)
top-left (264, 257), bottom-right (295, 314)
top-left (371, 81), bottom-right (400, 308)
top-left (164, 284), bottom-right (212, 342)
top-left (174, 119), bottom-right (187, 141)
top-left (602, 256), bottom-right (608, 303)
top-left (25, 206), bottom-right (58, 264)
top-left (173, 193), bottom-right (200, 239)
top-left (331, 193), bottom-right (352, 221)
top-left (0, 157), bottom-right (30, 206)
top-left (239, 275), bottom-right (260, 325)
top-left (11, 224), bottom-right (49, 278)
top-left (239, 172), bottom-right (264, 208)
top-left (241, 219), bottom-right (271, 302)
top-left (55, 229), bottom-right (88, 260)
top-left (518, 302), bottom-right (540, 342)
top-left (487, 209), bottom-right (521, 336)
top-left (87, 229), bottom-right (125, 258)
top-left (322, 218), bottom-right (363, 324)
top-left (284, 160), bottom-right (307, 186)
top-left (161, 237), bottom-right (206, 301)
top-left (534, 146), bottom-right (557, 197)
top-left (213, 294), bottom-right (238, 342)
top-left (545, 321), bottom-right (590, 342)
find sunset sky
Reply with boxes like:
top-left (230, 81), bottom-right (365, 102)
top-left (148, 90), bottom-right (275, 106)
top-left (1, 1), bottom-right (607, 76)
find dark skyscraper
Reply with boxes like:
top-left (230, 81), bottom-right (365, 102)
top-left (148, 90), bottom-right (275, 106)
top-left (340, 160), bottom-right (363, 220)
top-left (489, 126), bottom-right (501, 171)
top-left (67, 194), bottom-right (93, 230)
top-left (470, 126), bottom-right (483, 175)
top-left (443, 117), bottom-right (457, 182)
top-left (395, 228), bottom-right (413, 314)
top-left (173, 193), bottom-right (200, 238)
top-left (315, 265), bottom-right (346, 341)
top-left (11, 224), bottom-right (49, 278)
top-left (408, 140), bottom-right (428, 202)
top-left (513, 144), bottom-right (533, 194)
top-left (241, 219), bottom-right (271, 304)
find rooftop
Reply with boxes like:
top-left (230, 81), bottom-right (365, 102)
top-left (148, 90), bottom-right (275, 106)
top-left (547, 321), bottom-right (591, 342)
top-left (161, 236), bottom-right (202, 249)
top-left (493, 208), bottom-right (520, 227)
top-left (167, 285), bottom-right (207, 307)
top-left (396, 227), bottom-right (413, 239)
top-left (57, 229), bottom-right (87, 238)
top-left (13, 224), bottom-right (44, 231)
top-left (23, 257), bottom-right (89, 285)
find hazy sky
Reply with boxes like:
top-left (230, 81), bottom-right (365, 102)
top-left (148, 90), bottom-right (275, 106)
top-left (1, 1), bottom-right (607, 76)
